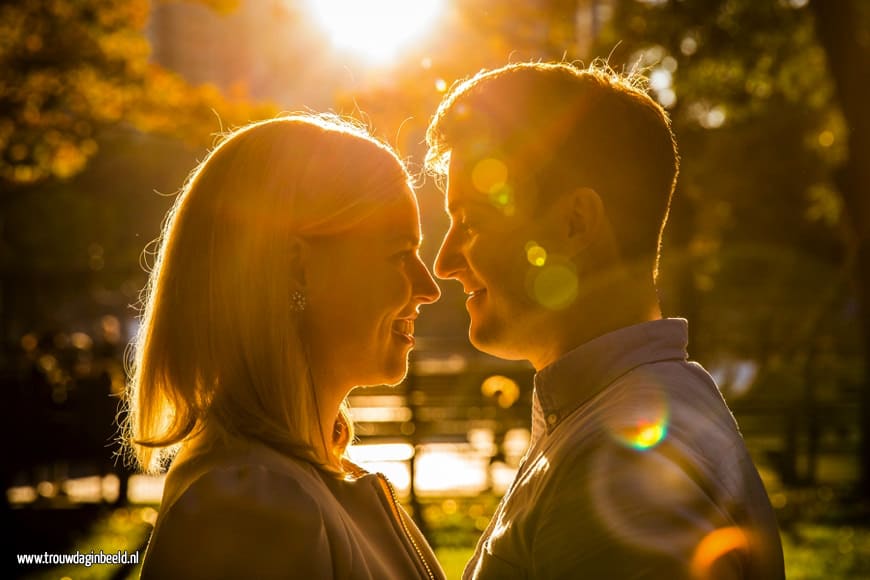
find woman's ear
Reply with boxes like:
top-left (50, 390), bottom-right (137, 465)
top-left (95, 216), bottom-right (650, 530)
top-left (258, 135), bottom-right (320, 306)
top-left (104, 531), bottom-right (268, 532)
top-left (560, 187), bottom-right (606, 255)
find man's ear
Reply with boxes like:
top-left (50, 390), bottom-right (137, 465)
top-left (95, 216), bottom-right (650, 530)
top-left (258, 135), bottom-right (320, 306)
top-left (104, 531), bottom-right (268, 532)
top-left (561, 187), bottom-right (606, 254)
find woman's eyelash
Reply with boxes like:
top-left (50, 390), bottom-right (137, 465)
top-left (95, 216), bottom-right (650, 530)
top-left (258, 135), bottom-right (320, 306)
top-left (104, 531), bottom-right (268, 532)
top-left (393, 249), bottom-right (415, 261)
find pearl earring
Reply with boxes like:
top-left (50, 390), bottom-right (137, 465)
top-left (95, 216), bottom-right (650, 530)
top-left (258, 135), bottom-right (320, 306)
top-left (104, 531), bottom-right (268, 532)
top-left (291, 290), bottom-right (307, 312)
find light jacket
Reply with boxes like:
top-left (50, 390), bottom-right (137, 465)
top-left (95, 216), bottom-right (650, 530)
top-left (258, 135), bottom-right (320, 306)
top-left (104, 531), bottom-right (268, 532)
top-left (142, 436), bottom-right (445, 579)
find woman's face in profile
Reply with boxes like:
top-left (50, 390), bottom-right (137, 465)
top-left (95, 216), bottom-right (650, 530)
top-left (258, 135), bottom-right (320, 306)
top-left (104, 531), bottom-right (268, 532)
top-left (303, 185), bottom-right (441, 393)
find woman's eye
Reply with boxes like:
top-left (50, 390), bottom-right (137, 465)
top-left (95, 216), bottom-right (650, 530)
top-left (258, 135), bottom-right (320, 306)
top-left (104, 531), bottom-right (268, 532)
top-left (393, 250), bottom-right (414, 262)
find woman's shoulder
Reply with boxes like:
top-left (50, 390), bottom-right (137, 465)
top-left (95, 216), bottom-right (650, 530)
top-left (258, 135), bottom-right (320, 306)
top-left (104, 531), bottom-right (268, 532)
top-left (175, 460), bottom-right (319, 512)
top-left (163, 437), bottom-right (325, 506)
top-left (143, 442), bottom-right (335, 578)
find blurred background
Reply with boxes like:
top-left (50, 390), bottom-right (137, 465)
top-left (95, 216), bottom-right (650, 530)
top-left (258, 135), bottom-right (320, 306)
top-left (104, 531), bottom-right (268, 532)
top-left (2, 0), bottom-right (869, 578)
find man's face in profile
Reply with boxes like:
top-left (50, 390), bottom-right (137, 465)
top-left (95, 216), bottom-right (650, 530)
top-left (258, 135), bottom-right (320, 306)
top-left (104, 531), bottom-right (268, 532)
top-left (434, 146), bottom-right (568, 362)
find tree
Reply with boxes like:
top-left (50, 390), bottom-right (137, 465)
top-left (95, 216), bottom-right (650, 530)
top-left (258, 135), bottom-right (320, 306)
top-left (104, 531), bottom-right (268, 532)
top-left (0, 0), bottom-right (275, 340)
top-left (597, 0), bottom-right (866, 495)
top-left (809, 0), bottom-right (870, 497)
top-left (0, 0), bottom-right (273, 186)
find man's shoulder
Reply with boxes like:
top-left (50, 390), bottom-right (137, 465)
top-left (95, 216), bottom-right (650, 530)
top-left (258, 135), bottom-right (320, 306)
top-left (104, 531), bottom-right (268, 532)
top-left (545, 358), bottom-right (744, 489)
top-left (617, 355), bottom-right (716, 392)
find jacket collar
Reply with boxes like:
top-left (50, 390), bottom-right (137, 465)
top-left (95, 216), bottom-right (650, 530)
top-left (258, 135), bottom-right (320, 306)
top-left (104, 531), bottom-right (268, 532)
top-left (533, 318), bottom-right (689, 433)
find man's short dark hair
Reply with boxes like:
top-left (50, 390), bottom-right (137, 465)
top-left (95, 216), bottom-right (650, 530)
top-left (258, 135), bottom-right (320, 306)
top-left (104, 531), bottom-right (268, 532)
top-left (426, 61), bottom-right (680, 278)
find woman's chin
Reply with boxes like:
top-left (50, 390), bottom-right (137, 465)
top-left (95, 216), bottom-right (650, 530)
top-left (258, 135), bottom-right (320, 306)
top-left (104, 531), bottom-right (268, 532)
top-left (384, 350), bottom-right (415, 385)
top-left (353, 360), bottom-right (409, 389)
top-left (380, 364), bottom-right (410, 387)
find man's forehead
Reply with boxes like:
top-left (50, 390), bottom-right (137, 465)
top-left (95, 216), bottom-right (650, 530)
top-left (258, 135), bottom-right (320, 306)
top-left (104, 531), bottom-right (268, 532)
top-left (445, 157), bottom-right (489, 212)
top-left (447, 144), bottom-right (531, 215)
top-left (448, 139), bottom-right (504, 169)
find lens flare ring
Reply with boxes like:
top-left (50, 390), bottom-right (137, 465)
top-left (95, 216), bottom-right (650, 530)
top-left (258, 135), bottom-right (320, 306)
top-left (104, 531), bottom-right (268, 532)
top-left (690, 526), bottom-right (751, 580)
top-left (605, 385), bottom-right (670, 452)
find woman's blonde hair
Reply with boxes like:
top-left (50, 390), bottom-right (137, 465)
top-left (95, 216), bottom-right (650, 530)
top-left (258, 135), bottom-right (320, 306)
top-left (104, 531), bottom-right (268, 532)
top-left (125, 114), bottom-right (412, 474)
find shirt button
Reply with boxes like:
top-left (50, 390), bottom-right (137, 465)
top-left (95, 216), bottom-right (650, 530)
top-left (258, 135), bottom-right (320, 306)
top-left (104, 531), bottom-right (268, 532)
top-left (547, 414), bottom-right (557, 425)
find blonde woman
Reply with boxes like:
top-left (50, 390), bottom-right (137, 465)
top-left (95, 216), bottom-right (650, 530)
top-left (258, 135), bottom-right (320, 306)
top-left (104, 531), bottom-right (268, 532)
top-left (125, 115), bottom-right (444, 579)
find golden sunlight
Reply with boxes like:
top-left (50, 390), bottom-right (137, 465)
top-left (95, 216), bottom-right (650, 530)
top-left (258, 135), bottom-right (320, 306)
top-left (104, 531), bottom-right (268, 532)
top-left (308, 0), bottom-right (445, 63)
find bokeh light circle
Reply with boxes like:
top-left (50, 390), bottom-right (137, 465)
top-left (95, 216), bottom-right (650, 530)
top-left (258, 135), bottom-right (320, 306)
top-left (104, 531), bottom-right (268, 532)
top-left (525, 241), bottom-right (548, 267)
top-left (527, 259), bottom-right (578, 310)
top-left (471, 158), bottom-right (507, 193)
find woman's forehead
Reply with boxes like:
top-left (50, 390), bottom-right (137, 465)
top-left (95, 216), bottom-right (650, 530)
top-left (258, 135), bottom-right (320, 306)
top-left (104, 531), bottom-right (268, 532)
top-left (354, 189), bottom-right (421, 238)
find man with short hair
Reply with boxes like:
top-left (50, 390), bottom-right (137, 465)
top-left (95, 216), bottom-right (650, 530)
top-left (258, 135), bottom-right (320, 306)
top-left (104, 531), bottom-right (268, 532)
top-left (427, 62), bottom-right (785, 579)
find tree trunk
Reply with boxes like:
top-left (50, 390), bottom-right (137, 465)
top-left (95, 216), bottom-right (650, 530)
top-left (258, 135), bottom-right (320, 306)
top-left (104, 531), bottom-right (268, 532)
top-left (810, 0), bottom-right (870, 498)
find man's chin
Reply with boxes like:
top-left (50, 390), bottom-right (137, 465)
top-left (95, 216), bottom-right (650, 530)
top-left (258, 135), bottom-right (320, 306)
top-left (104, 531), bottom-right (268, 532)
top-left (468, 322), bottom-right (524, 361)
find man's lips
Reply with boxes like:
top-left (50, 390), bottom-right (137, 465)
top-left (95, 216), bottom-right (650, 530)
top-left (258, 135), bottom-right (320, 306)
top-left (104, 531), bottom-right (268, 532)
top-left (466, 288), bottom-right (486, 300)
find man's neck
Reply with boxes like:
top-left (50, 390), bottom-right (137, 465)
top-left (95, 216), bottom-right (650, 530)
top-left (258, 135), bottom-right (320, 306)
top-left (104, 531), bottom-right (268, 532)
top-left (530, 273), bottom-right (662, 371)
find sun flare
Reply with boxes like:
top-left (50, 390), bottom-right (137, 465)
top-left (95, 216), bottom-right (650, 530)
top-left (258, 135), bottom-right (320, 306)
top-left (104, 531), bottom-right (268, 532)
top-left (308, 0), bottom-right (445, 63)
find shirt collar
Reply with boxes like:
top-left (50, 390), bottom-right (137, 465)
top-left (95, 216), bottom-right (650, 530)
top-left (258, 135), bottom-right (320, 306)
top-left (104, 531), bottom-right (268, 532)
top-left (533, 318), bottom-right (689, 432)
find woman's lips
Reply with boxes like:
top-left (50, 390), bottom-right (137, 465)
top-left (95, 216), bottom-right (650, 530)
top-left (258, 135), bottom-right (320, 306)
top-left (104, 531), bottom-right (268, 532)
top-left (392, 318), bottom-right (415, 343)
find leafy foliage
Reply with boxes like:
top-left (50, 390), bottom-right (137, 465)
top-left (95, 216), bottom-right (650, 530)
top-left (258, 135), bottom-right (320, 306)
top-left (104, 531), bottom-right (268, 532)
top-left (0, 0), bottom-right (273, 185)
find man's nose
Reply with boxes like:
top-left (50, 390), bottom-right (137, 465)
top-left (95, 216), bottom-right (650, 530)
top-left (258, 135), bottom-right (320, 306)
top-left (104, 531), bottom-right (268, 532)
top-left (434, 227), bottom-right (464, 281)
top-left (413, 257), bottom-right (442, 304)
